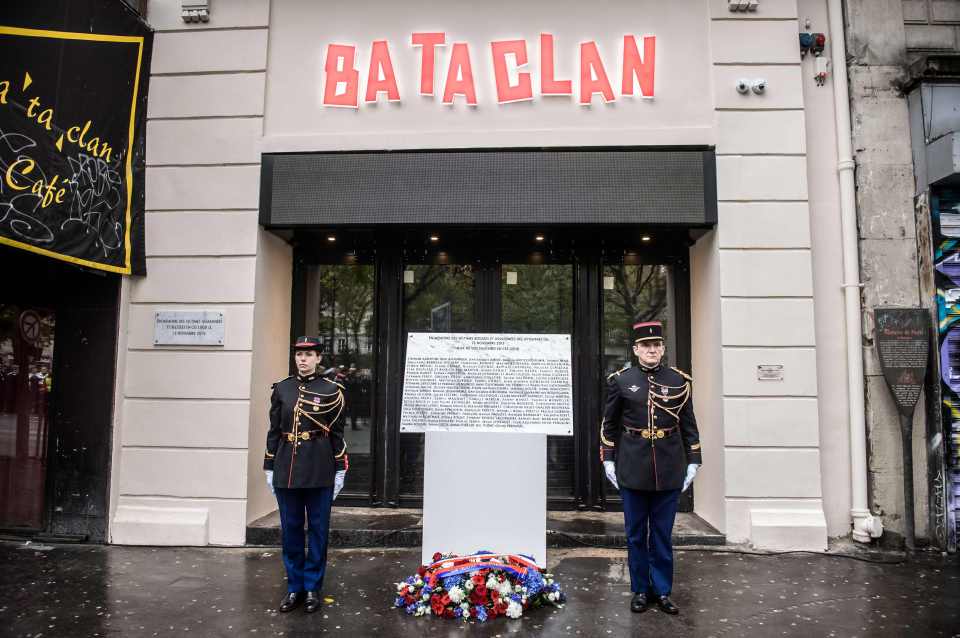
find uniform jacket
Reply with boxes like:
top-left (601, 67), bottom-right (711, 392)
top-left (263, 372), bottom-right (348, 489)
top-left (600, 363), bottom-right (702, 491)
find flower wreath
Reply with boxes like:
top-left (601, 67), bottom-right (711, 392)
top-left (394, 551), bottom-right (566, 622)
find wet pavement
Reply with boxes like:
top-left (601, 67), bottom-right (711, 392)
top-left (1, 542), bottom-right (958, 637)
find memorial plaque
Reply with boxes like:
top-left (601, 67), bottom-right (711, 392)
top-left (154, 311), bottom-right (225, 346)
top-left (875, 308), bottom-right (930, 416)
top-left (757, 364), bottom-right (784, 382)
top-left (400, 333), bottom-right (573, 436)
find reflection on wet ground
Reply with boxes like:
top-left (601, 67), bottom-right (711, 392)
top-left (0, 543), bottom-right (957, 637)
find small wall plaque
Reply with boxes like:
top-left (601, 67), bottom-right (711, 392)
top-left (154, 311), bottom-right (225, 346)
top-left (757, 364), bottom-right (784, 381)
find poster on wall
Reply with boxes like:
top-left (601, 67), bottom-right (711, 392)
top-left (0, 2), bottom-right (152, 275)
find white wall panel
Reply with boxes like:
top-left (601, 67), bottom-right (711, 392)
top-left (717, 202), bottom-right (811, 248)
top-left (720, 298), bottom-right (816, 345)
top-left (724, 397), bottom-right (820, 446)
top-left (713, 66), bottom-right (805, 109)
top-left (146, 165), bottom-right (261, 210)
top-left (719, 250), bottom-right (813, 297)
top-left (709, 0), bottom-right (798, 18)
top-left (125, 351), bottom-right (253, 399)
top-left (717, 110), bottom-right (806, 155)
top-left (145, 211), bottom-right (259, 257)
top-left (126, 303), bottom-right (255, 350)
top-left (722, 347), bottom-right (819, 396)
top-left (130, 257), bottom-right (256, 303)
top-left (147, 118), bottom-right (262, 165)
top-left (147, 0), bottom-right (269, 31)
top-left (152, 30), bottom-right (268, 74)
top-left (116, 495), bottom-right (246, 545)
top-left (717, 156), bottom-right (809, 200)
top-left (119, 449), bottom-right (247, 498)
top-left (725, 449), bottom-right (823, 497)
top-left (123, 399), bottom-right (251, 448)
top-left (147, 74), bottom-right (266, 118)
top-left (711, 20), bottom-right (801, 64)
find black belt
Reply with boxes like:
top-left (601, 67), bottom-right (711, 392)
top-left (285, 430), bottom-right (326, 442)
top-left (623, 424), bottom-right (678, 440)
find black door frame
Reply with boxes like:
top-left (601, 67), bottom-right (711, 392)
top-left (290, 228), bottom-right (693, 511)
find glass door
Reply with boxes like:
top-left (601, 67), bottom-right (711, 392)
top-left (501, 264), bottom-right (574, 501)
top-left (301, 264), bottom-right (376, 498)
top-left (0, 305), bottom-right (55, 530)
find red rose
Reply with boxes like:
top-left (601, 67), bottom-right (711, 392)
top-left (471, 574), bottom-right (484, 585)
top-left (417, 565), bottom-right (427, 577)
top-left (432, 552), bottom-right (442, 562)
top-left (404, 594), bottom-right (416, 605)
top-left (469, 607), bottom-right (478, 618)
top-left (490, 590), bottom-right (500, 603)
top-left (443, 608), bottom-right (455, 618)
top-left (440, 594), bottom-right (451, 606)
top-left (431, 599), bottom-right (444, 615)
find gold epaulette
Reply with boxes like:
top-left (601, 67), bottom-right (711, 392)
top-left (670, 367), bottom-right (692, 382)
top-left (330, 379), bottom-right (346, 390)
top-left (606, 366), bottom-right (628, 380)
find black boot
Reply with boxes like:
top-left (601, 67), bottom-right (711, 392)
top-left (304, 591), bottom-right (321, 613)
top-left (630, 592), bottom-right (649, 613)
top-left (656, 595), bottom-right (679, 615)
top-left (278, 591), bottom-right (303, 613)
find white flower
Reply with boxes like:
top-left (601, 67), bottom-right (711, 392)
top-left (460, 602), bottom-right (470, 611)
top-left (464, 580), bottom-right (475, 591)
top-left (486, 575), bottom-right (498, 589)
top-left (448, 586), bottom-right (465, 604)
top-left (548, 592), bottom-right (558, 602)
top-left (407, 585), bottom-right (415, 594)
top-left (422, 592), bottom-right (430, 600)
top-left (498, 581), bottom-right (513, 596)
top-left (414, 605), bottom-right (427, 617)
top-left (506, 601), bottom-right (523, 619)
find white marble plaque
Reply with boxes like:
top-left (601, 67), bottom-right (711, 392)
top-left (400, 333), bottom-right (572, 436)
top-left (154, 311), bottom-right (225, 346)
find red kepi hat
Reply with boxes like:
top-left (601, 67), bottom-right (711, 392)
top-left (633, 321), bottom-right (664, 343)
top-left (292, 335), bottom-right (323, 352)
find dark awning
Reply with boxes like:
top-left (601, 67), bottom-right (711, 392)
top-left (259, 149), bottom-right (716, 228)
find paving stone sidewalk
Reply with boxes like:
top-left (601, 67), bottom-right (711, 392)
top-left (1, 543), bottom-right (958, 637)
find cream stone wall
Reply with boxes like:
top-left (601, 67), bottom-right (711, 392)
top-left (110, 0), bottom-right (274, 545)
top-left (709, 0), bottom-right (829, 548)
top-left (107, 0), bottom-right (853, 549)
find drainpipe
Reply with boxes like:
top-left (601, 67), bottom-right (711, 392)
top-left (827, 0), bottom-right (883, 542)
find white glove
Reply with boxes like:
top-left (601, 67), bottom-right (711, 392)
top-left (603, 460), bottom-right (618, 490)
top-left (333, 469), bottom-right (346, 500)
top-left (682, 463), bottom-right (700, 492)
top-left (265, 470), bottom-right (275, 495)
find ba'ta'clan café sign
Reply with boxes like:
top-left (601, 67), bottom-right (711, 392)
top-left (0, 22), bottom-right (150, 274)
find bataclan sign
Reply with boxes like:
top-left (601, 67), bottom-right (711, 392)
top-left (321, 33), bottom-right (656, 108)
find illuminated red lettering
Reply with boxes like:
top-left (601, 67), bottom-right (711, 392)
top-left (323, 44), bottom-right (359, 108)
top-left (490, 40), bottom-right (533, 103)
top-left (579, 41), bottom-right (615, 104)
top-left (442, 42), bottom-right (477, 105)
top-left (539, 33), bottom-right (572, 96)
top-left (365, 40), bottom-right (401, 102)
top-left (411, 32), bottom-right (446, 96)
top-left (622, 35), bottom-right (656, 98)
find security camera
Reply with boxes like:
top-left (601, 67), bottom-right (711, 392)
top-left (736, 79), bottom-right (750, 94)
top-left (751, 79), bottom-right (767, 94)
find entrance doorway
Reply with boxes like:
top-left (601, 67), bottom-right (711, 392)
top-left (291, 227), bottom-right (692, 511)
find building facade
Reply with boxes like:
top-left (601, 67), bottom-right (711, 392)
top-left (5, 0), bottom-right (954, 552)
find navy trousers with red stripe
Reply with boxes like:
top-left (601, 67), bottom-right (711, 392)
top-left (619, 487), bottom-right (681, 596)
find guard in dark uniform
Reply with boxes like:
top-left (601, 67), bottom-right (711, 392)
top-left (263, 336), bottom-right (349, 614)
top-left (600, 321), bottom-right (702, 615)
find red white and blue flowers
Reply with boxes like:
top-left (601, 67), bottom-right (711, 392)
top-left (394, 551), bottom-right (566, 622)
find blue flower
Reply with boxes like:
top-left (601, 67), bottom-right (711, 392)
top-left (454, 607), bottom-right (463, 618)
top-left (421, 585), bottom-right (432, 596)
top-left (523, 570), bottom-right (544, 596)
top-left (442, 575), bottom-right (461, 591)
top-left (405, 603), bottom-right (417, 615)
top-left (476, 606), bottom-right (488, 622)
top-left (510, 593), bottom-right (522, 603)
top-left (404, 576), bottom-right (417, 585)
top-left (394, 596), bottom-right (405, 608)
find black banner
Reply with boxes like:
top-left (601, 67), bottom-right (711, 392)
top-left (0, 3), bottom-right (151, 274)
